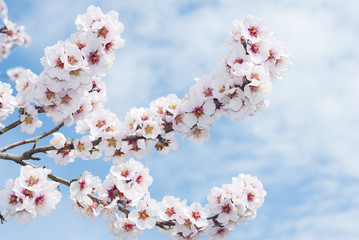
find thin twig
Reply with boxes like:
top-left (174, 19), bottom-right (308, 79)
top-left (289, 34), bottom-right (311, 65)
top-left (0, 212), bottom-right (5, 224)
top-left (0, 120), bottom-right (21, 135)
top-left (0, 122), bottom-right (65, 153)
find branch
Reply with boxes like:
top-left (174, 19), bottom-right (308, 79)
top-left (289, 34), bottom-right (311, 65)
top-left (0, 119), bottom-right (21, 135)
top-left (0, 212), bottom-right (5, 224)
top-left (2, 155), bottom-right (220, 230)
top-left (0, 122), bottom-right (65, 153)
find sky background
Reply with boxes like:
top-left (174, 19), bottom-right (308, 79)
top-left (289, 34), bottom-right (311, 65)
top-left (0, 0), bottom-right (359, 239)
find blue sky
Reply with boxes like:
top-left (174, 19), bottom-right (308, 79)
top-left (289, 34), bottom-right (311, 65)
top-left (1, 0), bottom-right (359, 239)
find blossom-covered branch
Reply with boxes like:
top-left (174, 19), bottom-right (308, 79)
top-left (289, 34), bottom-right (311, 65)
top-left (0, 1), bottom-right (291, 239)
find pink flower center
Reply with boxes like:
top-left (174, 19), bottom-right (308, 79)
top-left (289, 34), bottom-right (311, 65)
top-left (105, 42), bottom-right (114, 52)
top-left (192, 211), bottom-right (200, 221)
top-left (96, 120), bottom-right (106, 128)
top-left (45, 89), bottom-right (56, 100)
top-left (56, 58), bottom-right (64, 69)
top-left (114, 149), bottom-right (125, 157)
top-left (250, 43), bottom-right (259, 54)
top-left (88, 50), bottom-right (100, 65)
top-left (22, 189), bottom-right (34, 198)
top-left (9, 194), bottom-right (18, 205)
top-left (35, 195), bottom-right (45, 206)
top-left (97, 26), bottom-right (109, 39)
top-left (26, 176), bottom-right (39, 187)
top-left (136, 175), bottom-right (143, 184)
top-left (60, 94), bottom-right (72, 105)
top-left (138, 210), bottom-right (149, 220)
top-left (248, 26), bottom-right (259, 38)
top-left (193, 106), bottom-right (204, 118)
top-left (165, 207), bottom-right (175, 217)
top-left (250, 86), bottom-right (260, 93)
top-left (247, 193), bottom-right (255, 202)
top-left (79, 180), bottom-right (86, 191)
top-left (68, 56), bottom-right (78, 65)
top-left (123, 223), bottom-right (134, 232)
top-left (203, 87), bottom-right (213, 97)
top-left (222, 204), bottom-right (231, 214)
top-left (76, 41), bottom-right (86, 50)
top-left (107, 185), bottom-right (121, 201)
top-left (121, 169), bottom-right (129, 178)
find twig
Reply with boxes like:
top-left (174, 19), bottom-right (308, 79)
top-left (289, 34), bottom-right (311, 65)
top-left (0, 122), bottom-right (65, 153)
top-left (0, 120), bottom-right (21, 135)
top-left (0, 212), bottom-right (5, 224)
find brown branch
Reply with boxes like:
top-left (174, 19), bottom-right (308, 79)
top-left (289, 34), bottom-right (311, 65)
top-left (0, 122), bottom-right (65, 153)
top-left (0, 119), bottom-right (21, 135)
top-left (156, 220), bottom-right (176, 229)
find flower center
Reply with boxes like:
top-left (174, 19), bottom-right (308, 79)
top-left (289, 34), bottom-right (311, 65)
top-left (97, 26), bottom-right (109, 38)
top-left (26, 176), bottom-right (39, 187)
top-left (123, 223), bottom-right (134, 232)
top-left (88, 50), bottom-right (100, 65)
top-left (165, 207), bottom-right (175, 217)
top-left (248, 26), bottom-right (259, 38)
top-left (56, 58), bottom-right (64, 69)
top-left (138, 210), bottom-right (149, 220)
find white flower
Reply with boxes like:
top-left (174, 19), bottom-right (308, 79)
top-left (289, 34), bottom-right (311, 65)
top-left (14, 69), bottom-right (38, 107)
top-left (158, 196), bottom-right (186, 221)
top-left (212, 198), bottom-right (239, 225)
top-left (247, 40), bottom-right (270, 64)
top-left (81, 37), bottom-right (114, 77)
top-left (141, 120), bottom-right (162, 139)
top-left (19, 105), bottom-right (43, 134)
top-left (154, 132), bottom-right (178, 156)
top-left (47, 145), bottom-right (75, 166)
top-left (109, 214), bottom-right (143, 240)
top-left (183, 126), bottom-right (210, 145)
top-left (69, 171), bottom-right (101, 206)
top-left (226, 43), bottom-right (251, 76)
top-left (74, 135), bottom-right (93, 159)
top-left (6, 66), bottom-right (26, 82)
top-left (0, 81), bottom-right (16, 121)
top-left (182, 95), bottom-right (216, 129)
top-left (0, 0), bottom-right (8, 18)
top-left (240, 15), bottom-right (270, 43)
top-left (205, 222), bottom-right (236, 240)
top-left (188, 202), bottom-right (209, 228)
top-left (128, 199), bottom-right (157, 230)
top-left (50, 132), bottom-right (67, 149)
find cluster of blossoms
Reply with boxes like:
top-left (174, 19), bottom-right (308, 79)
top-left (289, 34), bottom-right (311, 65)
top-left (0, 0), bottom-right (30, 61)
top-left (66, 158), bottom-right (265, 240)
top-left (0, 166), bottom-right (61, 226)
top-left (2, 5), bottom-right (125, 136)
top-left (69, 159), bottom-right (154, 237)
top-left (60, 14), bottom-right (291, 167)
top-left (206, 174), bottom-right (266, 239)
top-left (0, 3), bottom-right (291, 240)
top-left (33, 5), bottom-right (124, 126)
